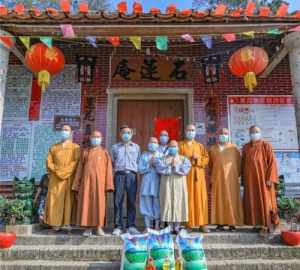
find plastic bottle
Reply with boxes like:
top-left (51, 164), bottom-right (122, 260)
top-left (162, 256), bottom-right (170, 270)
top-left (175, 257), bottom-right (182, 270)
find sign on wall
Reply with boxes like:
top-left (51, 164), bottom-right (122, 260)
top-left (275, 152), bottom-right (300, 197)
top-left (228, 95), bottom-right (299, 151)
top-left (111, 57), bottom-right (192, 81)
top-left (0, 65), bottom-right (81, 181)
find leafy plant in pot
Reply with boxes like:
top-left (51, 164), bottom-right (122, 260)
top-left (0, 196), bottom-right (16, 248)
top-left (1, 177), bottom-right (35, 236)
top-left (278, 195), bottom-right (300, 246)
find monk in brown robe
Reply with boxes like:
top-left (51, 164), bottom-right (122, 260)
top-left (45, 125), bottom-right (80, 231)
top-left (242, 125), bottom-right (279, 233)
top-left (73, 130), bottom-right (114, 236)
top-left (179, 124), bottom-right (210, 233)
top-left (209, 128), bottom-right (243, 231)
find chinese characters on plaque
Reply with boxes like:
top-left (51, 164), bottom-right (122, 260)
top-left (111, 57), bottom-right (192, 81)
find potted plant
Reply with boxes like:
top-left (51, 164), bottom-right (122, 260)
top-left (0, 196), bottom-right (16, 248)
top-left (278, 195), bottom-right (300, 246)
top-left (1, 177), bottom-right (36, 235)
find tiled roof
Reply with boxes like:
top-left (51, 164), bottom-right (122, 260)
top-left (0, 10), bottom-right (300, 24)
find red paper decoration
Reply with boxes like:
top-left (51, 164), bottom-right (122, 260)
top-left (107, 37), bottom-right (120, 47)
top-left (60, 0), bottom-right (71, 13)
top-left (32, 7), bottom-right (41, 16)
top-left (259, 6), bottom-right (271, 17)
top-left (79, 2), bottom-right (89, 13)
top-left (150, 8), bottom-right (160, 15)
top-left (166, 4), bottom-right (176, 15)
top-left (46, 7), bottom-right (59, 16)
top-left (154, 118), bottom-right (181, 141)
top-left (28, 79), bottom-right (42, 121)
top-left (25, 43), bottom-right (65, 91)
top-left (14, 3), bottom-right (25, 15)
top-left (0, 233), bottom-right (16, 249)
top-left (214, 4), bottom-right (227, 16)
top-left (180, 9), bottom-right (192, 16)
top-left (230, 8), bottom-right (243, 17)
top-left (228, 46), bottom-right (269, 92)
top-left (276, 3), bottom-right (289, 17)
top-left (245, 0), bottom-right (256, 16)
top-left (133, 2), bottom-right (143, 15)
top-left (0, 34), bottom-right (15, 50)
top-left (0, 5), bottom-right (8, 16)
top-left (117, 1), bottom-right (127, 14)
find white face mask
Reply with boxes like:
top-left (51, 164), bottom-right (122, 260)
top-left (250, 132), bottom-right (261, 141)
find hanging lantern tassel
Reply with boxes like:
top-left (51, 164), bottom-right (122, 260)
top-left (244, 72), bottom-right (257, 92)
top-left (38, 70), bottom-right (51, 91)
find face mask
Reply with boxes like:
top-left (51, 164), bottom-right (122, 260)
top-left (60, 130), bottom-right (70, 140)
top-left (90, 137), bottom-right (102, 146)
top-left (219, 134), bottom-right (229, 143)
top-left (168, 146), bottom-right (178, 156)
top-left (122, 132), bottom-right (132, 142)
top-left (160, 135), bottom-right (169, 145)
top-left (148, 142), bottom-right (158, 152)
top-left (250, 132), bottom-right (261, 141)
top-left (186, 131), bottom-right (196, 140)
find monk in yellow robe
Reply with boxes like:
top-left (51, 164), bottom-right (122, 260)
top-left (209, 128), bottom-right (243, 231)
top-left (45, 125), bottom-right (80, 230)
top-left (242, 125), bottom-right (279, 233)
top-left (72, 130), bottom-right (114, 236)
top-left (179, 124), bottom-right (209, 232)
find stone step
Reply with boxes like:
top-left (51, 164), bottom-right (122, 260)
top-left (14, 232), bottom-right (278, 246)
top-left (1, 259), bottom-right (300, 270)
top-left (1, 244), bottom-right (299, 261)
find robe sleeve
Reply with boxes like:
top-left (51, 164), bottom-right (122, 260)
top-left (208, 147), bottom-right (213, 173)
top-left (235, 146), bottom-right (242, 178)
top-left (72, 150), bottom-right (85, 192)
top-left (46, 147), bottom-right (56, 174)
top-left (156, 157), bottom-right (172, 175)
top-left (195, 144), bottom-right (209, 168)
top-left (138, 153), bottom-right (151, 174)
top-left (55, 145), bottom-right (80, 180)
top-left (240, 145), bottom-right (247, 186)
top-left (173, 156), bottom-right (191, 176)
top-left (105, 150), bottom-right (114, 191)
top-left (264, 142), bottom-right (278, 184)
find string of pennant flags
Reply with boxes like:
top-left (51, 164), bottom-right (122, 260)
top-left (10, 25), bottom-right (298, 52)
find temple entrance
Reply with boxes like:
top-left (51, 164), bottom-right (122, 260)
top-left (117, 99), bottom-right (184, 150)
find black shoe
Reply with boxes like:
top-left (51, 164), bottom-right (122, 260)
top-left (216, 225), bottom-right (225, 231)
top-left (229, 226), bottom-right (236, 232)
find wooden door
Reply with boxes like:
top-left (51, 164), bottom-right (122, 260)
top-left (117, 100), bottom-right (184, 150)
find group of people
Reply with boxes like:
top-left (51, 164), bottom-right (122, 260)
top-left (39, 123), bottom-right (279, 236)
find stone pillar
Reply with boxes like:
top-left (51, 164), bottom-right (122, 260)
top-left (284, 32), bottom-right (300, 145)
top-left (0, 30), bottom-right (13, 137)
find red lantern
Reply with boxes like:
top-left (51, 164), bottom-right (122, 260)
top-left (25, 43), bottom-right (65, 91)
top-left (228, 46), bottom-right (269, 92)
top-left (0, 232), bottom-right (16, 249)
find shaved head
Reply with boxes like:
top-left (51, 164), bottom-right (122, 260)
top-left (62, 125), bottom-right (71, 132)
top-left (185, 124), bottom-right (196, 131)
top-left (249, 125), bottom-right (261, 133)
top-left (219, 128), bottom-right (229, 135)
top-left (160, 130), bottom-right (169, 136)
top-left (169, 140), bottom-right (178, 147)
top-left (149, 137), bottom-right (158, 144)
top-left (91, 130), bottom-right (102, 138)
